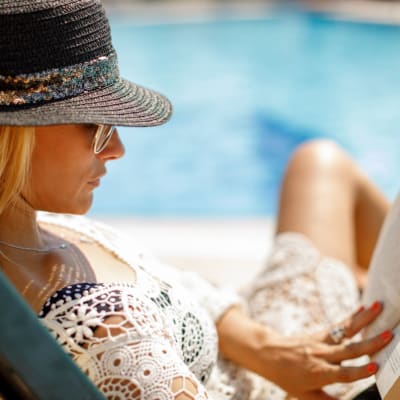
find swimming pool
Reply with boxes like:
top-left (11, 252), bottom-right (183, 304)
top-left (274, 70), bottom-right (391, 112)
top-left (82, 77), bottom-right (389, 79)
top-left (90, 11), bottom-right (400, 217)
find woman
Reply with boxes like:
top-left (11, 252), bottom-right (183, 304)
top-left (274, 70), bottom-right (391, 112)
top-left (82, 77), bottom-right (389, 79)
top-left (0, 1), bottom-right (393, 399)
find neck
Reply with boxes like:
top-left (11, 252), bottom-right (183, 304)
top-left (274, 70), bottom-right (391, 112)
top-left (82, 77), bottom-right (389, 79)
top-left (0, 196), bottom-right (44, 250)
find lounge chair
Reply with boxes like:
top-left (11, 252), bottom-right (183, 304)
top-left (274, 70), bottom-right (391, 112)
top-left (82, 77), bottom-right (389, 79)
top-left (0, 270), bottom-right (105, 400)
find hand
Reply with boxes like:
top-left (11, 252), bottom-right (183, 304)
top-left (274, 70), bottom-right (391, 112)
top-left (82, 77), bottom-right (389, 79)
top-left (217, 302), bottom-right (393, 400)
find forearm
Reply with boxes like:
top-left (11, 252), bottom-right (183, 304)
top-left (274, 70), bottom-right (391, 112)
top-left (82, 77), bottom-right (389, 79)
top-left (216, 305), bottom-right (279, 375)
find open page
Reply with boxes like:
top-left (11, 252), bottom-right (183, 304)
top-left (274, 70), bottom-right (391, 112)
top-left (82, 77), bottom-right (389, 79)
top-left (362, 192), bottom-right (400, 399)
top-left (363, 192), bottom-right (400, 337)
top-left (372, 324), bottom-right (400, 400)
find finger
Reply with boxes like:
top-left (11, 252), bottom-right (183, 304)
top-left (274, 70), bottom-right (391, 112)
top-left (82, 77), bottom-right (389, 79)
top-left (331, 362), bottom-right (379, 383)
top-left (344, 301), bottom-right (383, 337)
top-left (324, 361), bottom-right (379, 385)
top-left (324, 302), bottom-right (383, 344)
top-left (324, 330), bottom-right (393, 363)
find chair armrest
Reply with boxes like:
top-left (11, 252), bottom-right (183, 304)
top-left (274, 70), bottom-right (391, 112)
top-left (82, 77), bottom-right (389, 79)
top-left (0, 270), bottom-right (106, 400)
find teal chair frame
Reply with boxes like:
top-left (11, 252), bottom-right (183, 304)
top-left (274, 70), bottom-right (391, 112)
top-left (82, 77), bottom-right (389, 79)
top-left (0, 270), bottom-right (106, 400)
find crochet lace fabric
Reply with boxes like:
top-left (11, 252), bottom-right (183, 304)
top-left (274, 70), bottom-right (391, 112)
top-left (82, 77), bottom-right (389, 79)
top-left (37, 213), bottom-right (371, 400)
top-left (40, 281), bottom-right (213, 399)
top-left (239, 233), bottom-right (374, 400)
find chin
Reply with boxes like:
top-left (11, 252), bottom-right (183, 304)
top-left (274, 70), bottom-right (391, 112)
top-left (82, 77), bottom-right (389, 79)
top-left (67, 202), bottom-right (93, 215)
top-left (68, 207), bottom-right (91, 215)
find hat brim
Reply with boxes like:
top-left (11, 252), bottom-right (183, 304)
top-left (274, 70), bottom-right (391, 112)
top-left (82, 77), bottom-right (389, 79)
top-left (0, 78), bottom-right (172, 127)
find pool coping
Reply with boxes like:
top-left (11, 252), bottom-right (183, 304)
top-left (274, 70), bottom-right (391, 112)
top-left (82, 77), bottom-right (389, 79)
top-left (103, 0), bottom-right (400, 26)
top-left (301, 0), bottom-right (400, 26)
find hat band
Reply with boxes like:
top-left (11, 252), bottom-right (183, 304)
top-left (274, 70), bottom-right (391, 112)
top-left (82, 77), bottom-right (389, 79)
top-left (0, 53), bottom-right (119, 106)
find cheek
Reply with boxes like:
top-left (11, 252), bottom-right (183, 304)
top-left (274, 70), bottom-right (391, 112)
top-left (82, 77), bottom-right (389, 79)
top-left (28, 128), bottom-right (97, 213)
top-left (27, 166), bottom-right (64, 209)
top-left (27, 155), bottom-right (89, 212)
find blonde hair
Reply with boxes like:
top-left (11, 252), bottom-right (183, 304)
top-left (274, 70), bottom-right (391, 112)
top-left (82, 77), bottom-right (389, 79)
top-left (0, 126), bottom-right (35, 214)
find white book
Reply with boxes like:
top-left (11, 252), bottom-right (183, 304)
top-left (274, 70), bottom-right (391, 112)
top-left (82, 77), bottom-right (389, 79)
top-left (363, 192), bottom-right (400, 400)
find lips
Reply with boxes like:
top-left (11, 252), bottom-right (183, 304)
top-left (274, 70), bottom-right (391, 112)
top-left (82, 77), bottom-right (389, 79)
top-left (88, 179), bottom-right (100, 188)
top-left (88, 171), bottom-right (105, 188)
top-left (88, 168), bottom-right (107, 187)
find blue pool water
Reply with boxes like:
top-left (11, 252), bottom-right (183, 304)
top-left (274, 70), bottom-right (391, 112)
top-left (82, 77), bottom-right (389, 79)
top-left (91, 11), bottom-right (400, 217)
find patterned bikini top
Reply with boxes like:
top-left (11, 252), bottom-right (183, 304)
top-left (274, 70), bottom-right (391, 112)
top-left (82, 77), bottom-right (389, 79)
top-left (37, 213), bottom-right (239, 400)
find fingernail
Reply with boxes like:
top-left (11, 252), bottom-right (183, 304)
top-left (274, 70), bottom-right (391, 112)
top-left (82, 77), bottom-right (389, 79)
top-left (366, 362), bottom-right (379, 374)
top-left (380, 330), bottom-right (393, 341)
top-left (370, 301), bottom-right (382, 311)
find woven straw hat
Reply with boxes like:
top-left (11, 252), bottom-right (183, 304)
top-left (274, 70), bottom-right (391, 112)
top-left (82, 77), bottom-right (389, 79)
top-left (0, 0), bottom-right (172, 127)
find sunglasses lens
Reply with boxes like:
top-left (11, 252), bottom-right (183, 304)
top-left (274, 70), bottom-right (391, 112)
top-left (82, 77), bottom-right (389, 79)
top-left (94, 125), bottom-right (115, 154)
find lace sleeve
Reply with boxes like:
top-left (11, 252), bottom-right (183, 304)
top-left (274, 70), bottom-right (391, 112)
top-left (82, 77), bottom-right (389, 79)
top-left (39, 283), bottom-right (211, 400)
top-left (153, 263), bottom-right (242, 322)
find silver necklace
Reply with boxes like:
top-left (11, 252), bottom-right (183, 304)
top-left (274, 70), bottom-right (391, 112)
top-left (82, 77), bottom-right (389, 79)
top-left (0, 239), bottom-right (69, 253)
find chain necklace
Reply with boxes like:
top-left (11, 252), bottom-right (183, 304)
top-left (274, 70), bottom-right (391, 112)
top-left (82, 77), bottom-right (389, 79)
top-left (0, 238), bottom-right (69, 253)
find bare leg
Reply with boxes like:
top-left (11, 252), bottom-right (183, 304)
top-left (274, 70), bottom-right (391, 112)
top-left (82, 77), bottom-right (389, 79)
top-left (276, 139), bottom-right (390, 289)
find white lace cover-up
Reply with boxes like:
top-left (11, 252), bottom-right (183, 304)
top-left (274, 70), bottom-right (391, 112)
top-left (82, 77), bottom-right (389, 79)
top-left (37, 213), bottom-right (373, 400)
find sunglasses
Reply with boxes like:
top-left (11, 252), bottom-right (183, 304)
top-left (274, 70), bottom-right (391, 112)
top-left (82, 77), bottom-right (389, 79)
top-left (92, 124), bottom-right (116, 154)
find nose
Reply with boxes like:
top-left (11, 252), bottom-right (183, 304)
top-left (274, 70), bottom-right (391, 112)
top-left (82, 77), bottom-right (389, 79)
top-left (97, 128), bottom-right (125, 160)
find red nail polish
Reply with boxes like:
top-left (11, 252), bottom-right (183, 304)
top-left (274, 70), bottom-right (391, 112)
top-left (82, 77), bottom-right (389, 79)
top-left (367, 362), bottom-right (379, 374)
top-left (370, 301), bottom-right (381, 311)
top-left (380, 330), bottom-right (393, 341)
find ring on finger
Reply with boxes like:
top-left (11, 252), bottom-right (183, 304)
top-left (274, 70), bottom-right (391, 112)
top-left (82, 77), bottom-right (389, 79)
top-left (329, 326), bottom-right (346, 344)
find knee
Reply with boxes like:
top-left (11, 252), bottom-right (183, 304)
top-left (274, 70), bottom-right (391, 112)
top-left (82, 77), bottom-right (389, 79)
top-left (286, 139), bottom-right (352, 174)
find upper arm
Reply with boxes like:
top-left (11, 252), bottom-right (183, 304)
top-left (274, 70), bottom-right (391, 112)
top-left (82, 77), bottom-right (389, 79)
top-left (92, 315), bottom-right (210, 399)
top-left (39, 283), bottom-right (212, 400)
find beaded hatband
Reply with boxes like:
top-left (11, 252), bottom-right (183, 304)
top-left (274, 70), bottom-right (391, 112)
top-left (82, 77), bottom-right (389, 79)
top-left (0, 53), bottom-right (119, 106)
